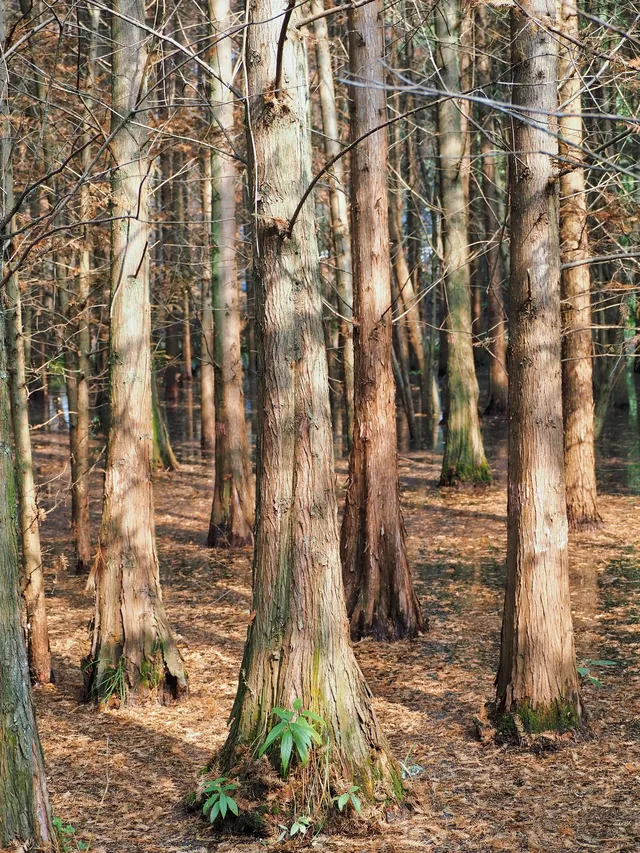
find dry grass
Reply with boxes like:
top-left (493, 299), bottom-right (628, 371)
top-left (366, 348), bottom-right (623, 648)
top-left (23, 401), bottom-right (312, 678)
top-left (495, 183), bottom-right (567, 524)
top-left (31, 423), bottom-right (640, 852)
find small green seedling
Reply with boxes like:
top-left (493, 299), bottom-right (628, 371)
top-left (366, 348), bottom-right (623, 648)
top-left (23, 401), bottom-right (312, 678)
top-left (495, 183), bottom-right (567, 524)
top-left (53, 817), bottom-right (89, 852)
top-left (577, 659), bottom-right (618, 688)
top-left (333, 785), bottom-right (362, 815)
top-left (202, 777), bottom-right (239, 824)
top-left (259, 698), bottom-right (325, 776)
top-left (277, 814), bottom-right (311, 840)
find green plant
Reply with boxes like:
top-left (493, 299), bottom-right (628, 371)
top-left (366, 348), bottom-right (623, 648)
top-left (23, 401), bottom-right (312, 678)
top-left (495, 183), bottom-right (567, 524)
top-left (399, 745), bottom-right (424, 780)
top-left (53, 817), bottom-right (89, 852)
top-left (277, 814), bottom-right (311, 840)
top-left (333, 785), bottom-right (362, 815)
top-left (577, 659), bottom-right (618, 688)
top-left (259, 698), bottom-right (325, 776)
top-left (202, 777), bottom-right (239, 824)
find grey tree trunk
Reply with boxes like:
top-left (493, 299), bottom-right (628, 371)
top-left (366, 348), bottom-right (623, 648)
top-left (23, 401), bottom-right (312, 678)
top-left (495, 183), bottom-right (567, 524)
top-left (207, 0), bottom-right (254, 547)
top-left (436, 0), bottom-right (490, 485)
top-left (559, 0), bottom-right (601, 529)
top-left (312, 0), bottom-right (355, 447)
top-left (86, 0), bottom-right (187, 703)
top-left (495, 0), bottom-right (582, 731)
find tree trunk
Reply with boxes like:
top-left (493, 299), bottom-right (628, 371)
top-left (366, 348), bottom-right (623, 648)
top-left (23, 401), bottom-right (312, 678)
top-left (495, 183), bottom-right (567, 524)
top-left (200, 152), bottom-right (216, 453)
top-left (312, 0), bottom-right (355, 448)
top-left (182, 286), bottom-right (193, 383)
top-left (0, 4), bottom-right (55, 828)
top-left (207, 0), bottom-right (254, 548)
top-left (220, 0), bottom-right (399, 800)
top-left (340, 0), bottom-right (422, 641)
top-left (0, 285), bottom-right (55, 853)
top-left (152, 376), bottom-right (179, 471)
top-left (495, 0), bottom-right (582, 732)
top-left (436, 0), bottom-right (490, 485)
top-left (5, 168), bottom-right (52, 684)
top-left (559, 0), bottom-right (601, 529)
top-left (86, 0), bottom-right (187, 704)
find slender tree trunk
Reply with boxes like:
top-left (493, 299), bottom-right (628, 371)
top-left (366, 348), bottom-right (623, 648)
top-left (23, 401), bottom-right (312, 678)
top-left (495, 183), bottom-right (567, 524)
top-left (5, 169), bottom-right (52, 684)
top-left (0, 281), bottom-right (55, 853)
top-left (86, 0), bottom-right (187, 703)
top-left (312, 0), bottom-right (354, 448)
top-left (340, 0), bottom-right (422, 641)
top-left (182, 286), bottom-right (193, 383)
top-left (200, 152), bottom-right (216, 453)
top-left (68, 3), bottom-right (100, 575)
top-left (559, 0), bottom-right (601, 529)
top-left (0, 3), bottom-right (55, 830)
top-left (436, 0), bottom-right (490, 484)
top-left (208, 0), bottom-right (254, 548)
top-left (152, 376), bottom-right (179, 471)
top-left (495, 0), bottom-right (582, 731)
top-left (221, 0), bottom-right (399, 799)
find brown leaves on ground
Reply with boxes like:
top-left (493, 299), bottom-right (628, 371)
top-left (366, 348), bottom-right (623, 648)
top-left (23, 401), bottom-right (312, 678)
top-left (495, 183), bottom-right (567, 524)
top-left (30, 429), bottom-right (640, 852)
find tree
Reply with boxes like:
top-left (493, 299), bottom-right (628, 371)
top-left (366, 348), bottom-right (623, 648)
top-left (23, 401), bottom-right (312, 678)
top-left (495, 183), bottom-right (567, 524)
top-left (494, 0), bottom-right (582, 731)
top-left (436, 0), bottom-right (490, 485)
top-left (220, 0), bottom-right (399, 798)
top-left (477, 4), bottom-right (508, 415)
top-left (311, 0), bottom-right (355, 446)
top-left (200, 151), bottom-right (216, 454)
top-left (559, 0), bottom-right (601, 529)
top-left (339, 0), bottom-right (423, 641)
top-left (4, 128), bottom-right (51, 686)
top-left (85, 0), bottom-right (187, 703)
top-left (0, 2), bottom-right (55, 825)
top-left (207, 0), bottom-right (254, 548)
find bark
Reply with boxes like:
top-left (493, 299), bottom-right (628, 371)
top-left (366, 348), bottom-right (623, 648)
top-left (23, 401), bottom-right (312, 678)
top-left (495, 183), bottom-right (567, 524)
top-left (559, 0), bottom-right (601, 529)
top-left (68, 3), bottom-right (100, 575)
top-left (5, 163), bottom-right (52, 684)
top-left (0, 2), bottom-right (55, 829)
top-left (207, 0), bottom-right (254, 548)
top-left (495, 0), bottom-right (582, 731)
top-left (436, 0), bottom-right (490, 485)
top-left (0, 292), bottom-right (55, 853)
top-left (221, 0), bottom-right (399, 798)
top-left (152, 376), bottom-right (179, 471)
top-left (312, 0), bottom-right (354, 447)
top-left (86, 0), bottom-right (187, 704)
top-left (476, 7), bottom-right (508, 414)
top-left (340, 0), bottom-right (422, 641)
top-left (200, 152), bottom-right (216, 453)
top-left (182, 286), bottom-right (193, 383)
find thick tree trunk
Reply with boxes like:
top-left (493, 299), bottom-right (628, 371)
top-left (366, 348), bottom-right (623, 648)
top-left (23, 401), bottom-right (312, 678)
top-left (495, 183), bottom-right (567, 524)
top-left (340, 0), bottom-right (422, 641)
top-left (207, 0), bottom-right (254, 548)
top-left (5, 173), bottom-right (52, 684)
top-left (221, 0), bottom-right (399, 799)
top-left (312, 0), bottom-right (355, 448)
top-left (200, 152), bottom-right (216, 453)
top-left (559, 0), bottom-right (601, 530)
top-left (495, 0), bottom-right (582, 732)
top-left (0, 7), bottom-right (55, 829)
top-left (436, 0), bottom-right (489, 484)
top-left (86, 0), bottom-right (187, 704)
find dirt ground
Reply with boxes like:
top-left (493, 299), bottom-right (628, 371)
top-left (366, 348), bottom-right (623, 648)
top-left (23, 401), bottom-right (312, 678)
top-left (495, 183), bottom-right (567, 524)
top-left (31, 419), bottom-right (640, 853)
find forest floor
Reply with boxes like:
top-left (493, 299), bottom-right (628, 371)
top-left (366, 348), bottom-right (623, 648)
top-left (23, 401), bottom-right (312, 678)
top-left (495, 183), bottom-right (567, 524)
top-left (31, 417), bottom-right (640, 853)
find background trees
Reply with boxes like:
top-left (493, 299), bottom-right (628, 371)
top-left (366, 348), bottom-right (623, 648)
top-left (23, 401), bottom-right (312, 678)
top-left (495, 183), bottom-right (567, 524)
top-left (0, 0), bottom-right (638, 840)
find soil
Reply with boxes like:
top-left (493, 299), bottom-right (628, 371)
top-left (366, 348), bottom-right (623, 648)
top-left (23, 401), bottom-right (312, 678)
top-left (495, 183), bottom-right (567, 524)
top-left (30, 414), bottom-right (640, 852)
